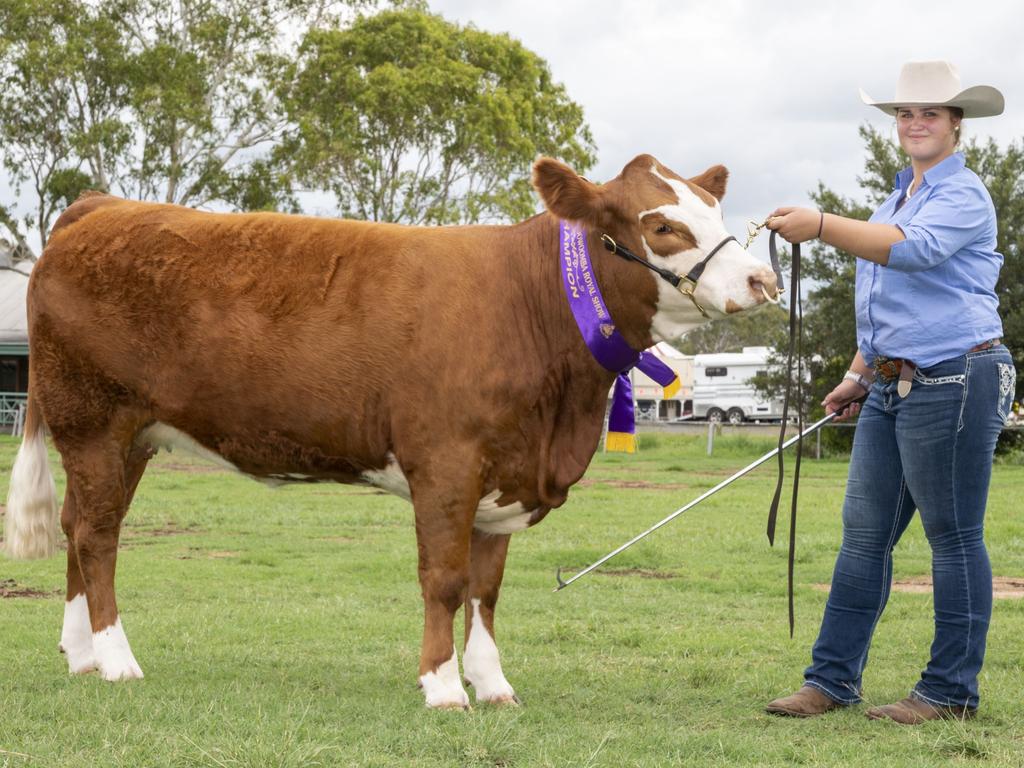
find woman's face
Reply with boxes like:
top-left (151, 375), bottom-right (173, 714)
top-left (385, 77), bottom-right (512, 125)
top-left (895, 106), bottom-right (960, 164)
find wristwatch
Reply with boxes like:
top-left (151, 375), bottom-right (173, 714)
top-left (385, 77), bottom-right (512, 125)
top-left (843, 370), bottom-right (872, 391)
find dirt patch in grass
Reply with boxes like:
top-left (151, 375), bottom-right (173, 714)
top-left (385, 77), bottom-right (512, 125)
top-left (814, 576), bottom-right (1024, 599)
top-left (0, 578), bottom-right (60, 599)
top-left (121, 522), bottom-right (200, 548)
top-left (175, 548), bottom-right (238, 560)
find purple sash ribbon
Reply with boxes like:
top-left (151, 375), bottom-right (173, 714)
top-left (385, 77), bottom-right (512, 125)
top-left (560, 221), bottom-right (680, 452)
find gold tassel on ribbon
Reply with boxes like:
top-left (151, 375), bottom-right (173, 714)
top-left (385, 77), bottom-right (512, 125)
top-left (605, 431), bottom-right (637, 453)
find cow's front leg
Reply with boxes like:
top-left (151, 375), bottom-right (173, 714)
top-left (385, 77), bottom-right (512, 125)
top-left (463, 529), bottom-right (518, 705)
top-left (411, 473), bottom-right (478, 709)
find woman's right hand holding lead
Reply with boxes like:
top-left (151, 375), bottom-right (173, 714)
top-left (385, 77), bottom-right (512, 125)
top-left (822, 377), bottom-right (867, 421)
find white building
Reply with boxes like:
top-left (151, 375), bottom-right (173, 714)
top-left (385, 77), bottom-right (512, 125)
top-left (0, 241), bottom-right (30, 393)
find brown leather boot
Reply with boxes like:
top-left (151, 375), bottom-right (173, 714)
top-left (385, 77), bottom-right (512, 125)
top-left (766, 685), bottom-right (843, 717)
top-left (865, 695), bottom-right (976, 724)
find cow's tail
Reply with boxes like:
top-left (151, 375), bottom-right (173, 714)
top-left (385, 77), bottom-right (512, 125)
top-left (4, 393), bottom-right (60, 559)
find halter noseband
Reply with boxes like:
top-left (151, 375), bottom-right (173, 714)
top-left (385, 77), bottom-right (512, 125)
top-left (600, 233), bottom-right (739, 318)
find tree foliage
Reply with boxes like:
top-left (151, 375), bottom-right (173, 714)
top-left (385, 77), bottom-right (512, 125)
top-left (675, 303), bottom-right (789, 355)
top-left (0, 3), bottom-right (594, 256)
top-left (280, 9), bottom-right (596, 224)
top-left (0, 0), bottom-right (329, 256)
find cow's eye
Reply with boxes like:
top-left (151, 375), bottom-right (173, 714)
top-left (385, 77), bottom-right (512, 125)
top-left (655, 223), bottom-right (672, 234)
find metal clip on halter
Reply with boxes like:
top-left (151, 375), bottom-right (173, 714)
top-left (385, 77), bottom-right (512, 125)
top-left (675, 275), bottom-right (707, 317)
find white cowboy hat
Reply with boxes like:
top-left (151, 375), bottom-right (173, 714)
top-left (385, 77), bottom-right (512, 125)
top-left (859, 60), bottom-right (1004, 118)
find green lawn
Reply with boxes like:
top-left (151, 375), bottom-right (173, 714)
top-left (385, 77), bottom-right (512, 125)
top-left (1, 432), bottom-right (1022, 767)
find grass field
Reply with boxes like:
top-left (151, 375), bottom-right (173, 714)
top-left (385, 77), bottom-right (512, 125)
top-left (1, 432), bottom-right (1022, 767)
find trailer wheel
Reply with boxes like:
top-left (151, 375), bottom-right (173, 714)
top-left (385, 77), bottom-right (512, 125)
top-left (706, 407), bottom-right (725, 423)
top-left (727, 407), bottom-right (745, 424)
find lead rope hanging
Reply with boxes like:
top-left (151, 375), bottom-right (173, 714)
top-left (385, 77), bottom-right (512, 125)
top-left (765, 230), bottom-right (803, 637)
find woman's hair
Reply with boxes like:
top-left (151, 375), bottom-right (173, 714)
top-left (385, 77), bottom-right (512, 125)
top-left (951, 106), bottom-right (964, 145)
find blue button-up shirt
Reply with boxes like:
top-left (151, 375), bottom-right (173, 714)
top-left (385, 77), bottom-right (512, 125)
top-left (856, 152), bottom-right (1003, 368)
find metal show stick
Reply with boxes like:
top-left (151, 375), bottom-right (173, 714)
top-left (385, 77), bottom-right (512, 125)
top-left (554, 412), bottom-right (837, 592)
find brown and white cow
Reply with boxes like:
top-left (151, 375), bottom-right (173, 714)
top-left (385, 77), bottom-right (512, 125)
top-left (4, 154), bottom-right (777, 707)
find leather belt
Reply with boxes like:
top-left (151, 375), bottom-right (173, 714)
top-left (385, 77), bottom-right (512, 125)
top-left (872, 339), bottom-right (1001, 398)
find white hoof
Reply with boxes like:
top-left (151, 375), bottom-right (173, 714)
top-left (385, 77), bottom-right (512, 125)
top-left (64, 645), bottom-right (98, 675)
top-left (93, 619), bottom-right (144, 681)
top-left (420, 647), bottom-right (469, 709)
top-left (61, 595), bottom-right (97, 674)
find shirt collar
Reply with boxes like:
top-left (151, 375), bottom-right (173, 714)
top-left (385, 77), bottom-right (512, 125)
top-left (894, 152), bottom-right (966, 192)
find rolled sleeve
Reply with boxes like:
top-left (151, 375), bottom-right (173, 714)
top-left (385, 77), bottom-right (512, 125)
top-left (886, 182), bottom-right (992, 272)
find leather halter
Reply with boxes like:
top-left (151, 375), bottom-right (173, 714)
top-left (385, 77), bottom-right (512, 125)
top-left (600, 233), bottom-right (739, 318)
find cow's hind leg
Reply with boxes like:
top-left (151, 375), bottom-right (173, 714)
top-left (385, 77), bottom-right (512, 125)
top-left (57, 433), bottom-right (150, 681)
top-left (59, 442), bottom-right (151, 677)
top-left (410, 471), bottom-right (480, 709)
top-left (59, 482), bottom-right (95, 673)
top-left (463, 530), bottom-right (518, 705)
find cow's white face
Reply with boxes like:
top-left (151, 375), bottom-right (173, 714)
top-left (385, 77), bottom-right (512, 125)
top-left (639, 165), bottom-right (779, 340)
top-left (532, 153), bottom-right (779, 343)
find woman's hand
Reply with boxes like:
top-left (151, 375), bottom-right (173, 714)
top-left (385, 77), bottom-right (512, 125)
top-left (822, 378), bottom-right (866, 422)
top-left (765, 206), bottom-right (822, 244)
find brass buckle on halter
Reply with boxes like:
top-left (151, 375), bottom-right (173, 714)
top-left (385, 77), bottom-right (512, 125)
top-left (677, 277), bottom-right (709, 318)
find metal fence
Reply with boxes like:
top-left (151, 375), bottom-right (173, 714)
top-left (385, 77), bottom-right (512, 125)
top-left (0, 391), bottom-right (27, 436)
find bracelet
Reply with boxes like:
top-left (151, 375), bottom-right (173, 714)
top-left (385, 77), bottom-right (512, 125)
top-left (843, 370), bottom-right (872, 391)
top-left (816, 211), bottom-right (825, 239)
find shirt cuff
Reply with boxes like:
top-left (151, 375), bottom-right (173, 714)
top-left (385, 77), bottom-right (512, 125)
top-left (885, 225), bottom-right (916, 271)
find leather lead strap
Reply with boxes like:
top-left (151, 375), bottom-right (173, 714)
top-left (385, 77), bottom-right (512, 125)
top-left (765, 231), bottom-right (803, 637)
top-left (600, 234), bottom-right (739, 291)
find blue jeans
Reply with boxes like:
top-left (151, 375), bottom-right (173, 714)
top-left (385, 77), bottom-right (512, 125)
top-left (805, 346), bottom-right (1015, 709)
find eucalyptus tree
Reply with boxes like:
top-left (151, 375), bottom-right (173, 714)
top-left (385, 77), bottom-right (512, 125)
top-left (0, 0), bottom-right (357, 257)
top-left (281, 9), bottom-right (596, 224)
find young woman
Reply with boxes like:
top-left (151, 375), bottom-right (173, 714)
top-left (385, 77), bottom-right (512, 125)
top-left (764, 61), bottom-right (1012, 724)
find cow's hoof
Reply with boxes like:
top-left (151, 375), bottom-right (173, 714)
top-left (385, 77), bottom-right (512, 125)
top-left (420, 652), bottom-right (469, 709)
top-left (421, 683), bottom-right (470, 710)
top-left (60, 638), bottom-right (98, 674)
top-left (93, 621), bottom-right (144, 681)
top-left (431, 701), bottom-right (472, 712)
top-left (65, 650), bottom-right (98, 675)
top-left (479, 693), bottom-right (521, 707)
top-left (464, 672), bottom-right (518, 706)
top-left (99, 658), bottom-right (144, 682)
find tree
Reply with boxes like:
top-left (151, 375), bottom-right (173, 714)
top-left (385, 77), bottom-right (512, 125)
top-left (0, 0), bottom-right (357, 258)
top-left (675, 303), bottom-right (789, 355)
top-left (0, 0), bottom-right (130, 254)
top-left (280, 9), bottom-right (596, 225)
top-left (759, 125), bottom-right (1024, 452)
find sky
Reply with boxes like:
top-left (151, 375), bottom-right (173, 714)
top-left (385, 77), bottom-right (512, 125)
top-left (3, 0), bottom-right (1021, 256)
top-left (430, 0), bottom-right (1024, 243)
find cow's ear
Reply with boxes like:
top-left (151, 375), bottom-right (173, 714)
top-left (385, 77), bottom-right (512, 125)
top-left (533, 157), bottom-right (606, 224)
top-left (689, 165), bottom-right (729, 201)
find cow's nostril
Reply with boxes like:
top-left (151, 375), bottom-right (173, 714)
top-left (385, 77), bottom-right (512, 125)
top-left (750, 271), bottom-right (780, 303)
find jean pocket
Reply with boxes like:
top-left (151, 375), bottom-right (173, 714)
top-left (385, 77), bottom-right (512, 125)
top-left (997, 362), bottom-right (1016, 425)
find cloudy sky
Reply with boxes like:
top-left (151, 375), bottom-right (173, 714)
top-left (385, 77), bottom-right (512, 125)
top-left (3, 0), bottom-right (1020, 255)
top-left (432, 0), bottom-right (1024, 241)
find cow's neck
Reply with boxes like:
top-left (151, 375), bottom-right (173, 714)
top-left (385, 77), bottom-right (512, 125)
top-left (510, 215), bottom-right (659, 365)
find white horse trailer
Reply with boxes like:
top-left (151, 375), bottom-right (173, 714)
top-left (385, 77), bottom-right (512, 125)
top-left (692, 347), bottom-right (784, 423)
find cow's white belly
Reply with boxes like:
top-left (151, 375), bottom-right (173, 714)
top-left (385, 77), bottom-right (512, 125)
top-left (137, 422), bottom-right (241, 472)
top-left (137, 429), bottom-right (534, 533)
top-left (362, 454), bottom-right (534, 534)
